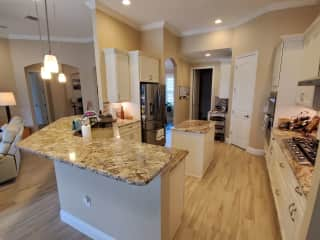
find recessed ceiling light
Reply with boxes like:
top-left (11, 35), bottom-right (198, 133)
top-left (122, 0), bottom-right (131, 6)
top-left (215, 19), bottom-right (222, 24)
top-left (205, 53), bottom-right (211, 57)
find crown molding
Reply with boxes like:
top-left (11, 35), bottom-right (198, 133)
top-left (181, 0), bottom-right (319, 36)
top-left (96, 0), bottom-right (141, 31)
top-left (140, 21), bottom-right (181, 37)
top-left (189, 57), bottom-right (232, 64)
top-left (280, 33), bottom-right (304, 41)
top-left (8, 34), bottom-right (94, 43)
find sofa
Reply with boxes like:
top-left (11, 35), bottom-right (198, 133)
top-left (0, 116), bottom-right (24, 183)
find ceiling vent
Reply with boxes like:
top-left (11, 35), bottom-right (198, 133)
top-left (25, 15), bottom-right (39, 21)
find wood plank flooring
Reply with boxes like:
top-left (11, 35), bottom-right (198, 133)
top-left (0, 143), bottom-right (281, 240)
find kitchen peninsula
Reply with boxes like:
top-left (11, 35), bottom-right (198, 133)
top-left (172, 120), bottom-right (215, 178)
top-left (17, 116), bottom-right (188, 240)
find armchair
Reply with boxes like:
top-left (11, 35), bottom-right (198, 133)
top-left (0, 116), bottom-right (24, 183)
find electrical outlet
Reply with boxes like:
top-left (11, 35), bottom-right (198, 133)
top-left (83, 195), bottom-right (92, 208)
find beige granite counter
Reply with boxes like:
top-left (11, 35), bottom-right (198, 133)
top-left (172, 120), bottom-right (213, 134)
top-left (17, 116), bottom-right (188, 186)
top-left (272, 128), bottom-right (314, 196)
top-left (115, 119), bottom-right (140, 127)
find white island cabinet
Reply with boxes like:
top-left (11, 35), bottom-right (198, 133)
top-left (17, 116), bottom-right (188, 240)
top-left (172, 120), bottom-right (215, 178)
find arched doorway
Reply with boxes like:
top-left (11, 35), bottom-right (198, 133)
top-left (24, 63), bottom-right (83, 128)
top-left (164, 58), bottom-right (176, 147)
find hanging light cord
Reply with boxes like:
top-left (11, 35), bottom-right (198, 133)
top-left (44, 0), bottom-right (52, 54)
top-left (34, 0), bottom-right (42, 41)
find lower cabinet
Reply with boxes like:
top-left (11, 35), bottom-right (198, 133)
top-left (267, 137), bottom-right (306, 240)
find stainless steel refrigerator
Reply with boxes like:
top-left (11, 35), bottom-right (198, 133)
top-left (140, 83), bottom-right (166, 146)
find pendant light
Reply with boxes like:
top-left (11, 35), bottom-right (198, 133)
top-left (41, 66), bottom-right (52, 80)
top-left (43, 0), bottom-right (59, 73)
top-left (58, 73), bottom-right (67, 83)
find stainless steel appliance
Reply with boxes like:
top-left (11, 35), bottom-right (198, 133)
top-left (284, 137), bottom-right (319, 165)
top-left (264, 92), bottom-right (277, 144)
top-left (140, 83), bottom-right (166, 146)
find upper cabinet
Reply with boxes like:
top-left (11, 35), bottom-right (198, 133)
top-left (296, 20), bottom-right (320, 109)
top-left (271, 42), bottom-right (284, 92)
top-left (104, 48), bottom-right (131, 103)
top-left (129, 51), bottom-right (160, 104)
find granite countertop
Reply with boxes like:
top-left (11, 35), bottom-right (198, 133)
top-left (115, 119), bottom-right (140, 128)
top-left (17, 116), bottom-right (188, 186)
top-left (272, 128), bottom-right (314, 196)
top-left (172, 120), bottom-right (213, 134)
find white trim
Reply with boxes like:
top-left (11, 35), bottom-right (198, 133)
top-left (189, 57), bottom-right (232, 64)
top-left (246, 147), bottom-right (265, 156)
top-left (236, 50), bottom-right (259, 60)
top-left (8, 34), bottom-right (93, 43)
top-left (85, 0), bottom-right (96, 10)
top-left (181, 0), bottom-right (318, 36)
top-left (280, 33), bottom-right (304, 41)
top-left (140, 21), bottom-right (181, 37)
top-left (96, 0), bottom-right (141, 31)
top-left (60, 210), bottom-right (114, 240)
top-left (225, 137), bottom-right (231, 144)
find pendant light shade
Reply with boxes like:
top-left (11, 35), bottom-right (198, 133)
top-left (41, 66), bottom-right (52, 80)
top-left (44, 54), bottom-right (59, 73)
top-left (58, 73), bottom-right (67, 83)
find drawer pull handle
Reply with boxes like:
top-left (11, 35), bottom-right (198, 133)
top-left (279, 162), bottom-right (285, 168)
top-left (288, 203), bottom-right (297, 222)
top-left (295, 186), bottom-right (304, 196)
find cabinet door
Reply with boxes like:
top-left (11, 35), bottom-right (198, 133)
top-left (116, 53), bottom-right (131, 102)
top-left (272, 42), bottom-right (283, 91)
top-left (140, 56), bottom-right (159, 83)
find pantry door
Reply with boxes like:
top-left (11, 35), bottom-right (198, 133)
top-left (230, 52), bottom-right (258, 149)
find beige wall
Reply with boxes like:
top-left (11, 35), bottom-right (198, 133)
top-left (95, 9), bottom-right (141, 104)
top-left (0, 38), bottom-right (16, 124)
top-left (9, 39), bottom-right (98, 127)
top-left (182, 6), bottom-right (320, 149)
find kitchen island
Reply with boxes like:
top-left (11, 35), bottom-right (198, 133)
top-left (171, 120), bottom-right (215, 178)
top-left (17, 116), bottom-right (188, 240)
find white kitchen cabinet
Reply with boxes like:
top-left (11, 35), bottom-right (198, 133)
top-left (273, 35), bottom-right (304, 127)
top-left (104, 48), bottom-right (131, 103)
top-left (272, 42), bottom-right (284, 92)
top-left (129, 51), bottom-right (160, 104)
top-left (295, 22), bottom-right (320, 108)
top-left (267, 135), bottom-right (307, 240)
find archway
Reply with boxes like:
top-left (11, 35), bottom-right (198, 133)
top-left (164, 58), bottom-right (176, 147)
top-left (24, 63), bottom-right (83, 128)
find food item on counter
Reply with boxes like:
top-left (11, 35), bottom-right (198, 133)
top-left (278, 118), bottom-right (290, 130)
top-left (305, 116), bottom-right (320, 133)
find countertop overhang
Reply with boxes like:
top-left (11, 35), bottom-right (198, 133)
top-left (172, 120), bottom-right (213, 134)
top-left (17, 116), bottom-right (188, 186)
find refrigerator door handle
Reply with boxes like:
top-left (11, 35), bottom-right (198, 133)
top-left (150, 103), bottom-right (153, 115)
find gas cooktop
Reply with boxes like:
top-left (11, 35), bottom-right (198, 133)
top-left (284, 137), bottom-right (319, 166)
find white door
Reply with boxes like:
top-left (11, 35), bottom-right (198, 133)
top-left (231, 52), bottom-right (258, 149)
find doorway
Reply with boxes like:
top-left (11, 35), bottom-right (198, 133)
top-left (230, 52), bottom-right (258, 149)
top-left (25, 63), bottom-right (83, 128)
top-left (164, 58), bottom-right (176, 147)
top-left (191, 67), bottom-right (214, 120)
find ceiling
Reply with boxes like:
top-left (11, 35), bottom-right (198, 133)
top-left (0, 0), bottom-right (93, 41)
top-left (0, 0), bottom-right (318, 41)
top-left (184, 49), bottom-right (232, 63)
top-left (99, 0), bottom-right (319, 36)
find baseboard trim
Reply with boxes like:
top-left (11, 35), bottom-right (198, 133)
top-left (246, 147), bottom-right (265, 156)
top-left (60, 210), bottom-right (114, 240)
top-left (225, 137), bottom-right (231, 144)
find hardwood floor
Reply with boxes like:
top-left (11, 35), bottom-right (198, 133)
top-left (0, 143), bottom-right (281, 240)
